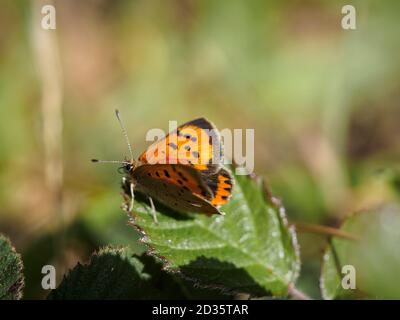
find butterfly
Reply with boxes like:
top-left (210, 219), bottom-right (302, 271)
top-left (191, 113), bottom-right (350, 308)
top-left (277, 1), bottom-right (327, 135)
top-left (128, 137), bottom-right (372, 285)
top-left (92, 110), bottom-right (233, 223)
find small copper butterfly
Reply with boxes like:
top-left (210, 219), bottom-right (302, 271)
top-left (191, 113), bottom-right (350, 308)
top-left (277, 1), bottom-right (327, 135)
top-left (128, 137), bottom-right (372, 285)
top-left (92, 110), bottom-right (233, 223)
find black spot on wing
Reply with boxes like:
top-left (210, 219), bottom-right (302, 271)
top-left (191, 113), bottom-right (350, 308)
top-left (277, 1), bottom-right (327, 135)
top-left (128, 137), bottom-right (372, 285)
top-left (178, 171), bottom-right (189, 182)
top-left (169, 142), bottom-right (177, 150)
top-left (163, 169), bottom-right (170, 178)
top-left (192, 151), bottom-right (199, 158)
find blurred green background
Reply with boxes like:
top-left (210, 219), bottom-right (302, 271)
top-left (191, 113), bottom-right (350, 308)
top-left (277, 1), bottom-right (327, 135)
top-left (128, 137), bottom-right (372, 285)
top-left (0, 0), bottom-right (399, 299)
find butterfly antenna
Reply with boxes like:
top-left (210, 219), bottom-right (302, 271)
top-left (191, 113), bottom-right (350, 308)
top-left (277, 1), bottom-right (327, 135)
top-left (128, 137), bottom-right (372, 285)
top-left (91, 159), bottom-right (130, 165)
top-left (115, 109), bottom-right (134, 160)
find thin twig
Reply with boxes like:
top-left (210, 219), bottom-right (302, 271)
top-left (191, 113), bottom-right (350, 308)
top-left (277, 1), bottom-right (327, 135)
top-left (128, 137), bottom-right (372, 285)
top-left (293, 222), bottom-right (359, 241)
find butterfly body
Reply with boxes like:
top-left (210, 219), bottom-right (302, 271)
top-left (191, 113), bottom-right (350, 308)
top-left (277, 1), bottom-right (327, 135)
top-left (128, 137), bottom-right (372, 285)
top-left (95, 115), bottom-right (233, 219)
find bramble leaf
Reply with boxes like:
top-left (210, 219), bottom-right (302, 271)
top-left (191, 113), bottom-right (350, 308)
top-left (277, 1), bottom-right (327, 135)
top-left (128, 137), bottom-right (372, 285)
top-left (48, 246), bottom-right (231, 299)
top-left (48, 246), bottom-right (183, 299)
top-left (0, 234), bottom-right (24, 300)
top-left (128, 169), bottom-right (300, 297)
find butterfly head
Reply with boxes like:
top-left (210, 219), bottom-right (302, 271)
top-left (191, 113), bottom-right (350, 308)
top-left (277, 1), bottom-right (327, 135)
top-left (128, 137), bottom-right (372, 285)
top-left (119, 158), bottom-right (137, 174)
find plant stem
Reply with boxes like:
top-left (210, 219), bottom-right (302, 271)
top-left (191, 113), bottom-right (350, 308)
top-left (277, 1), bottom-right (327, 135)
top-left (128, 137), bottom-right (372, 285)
top-left (288, 285), bottom-right (312, 300)
top-left (293, 222), bottom-right (359, 241)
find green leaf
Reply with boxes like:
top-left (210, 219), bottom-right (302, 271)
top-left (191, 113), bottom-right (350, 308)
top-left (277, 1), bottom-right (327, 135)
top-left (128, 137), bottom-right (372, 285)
top-left (48, 246), bottom-right (182, 299)
top-left (138, 254), bottom-right (233, 300)
top-left (128, 169), bottom-right (300, 297)
top-left (0, 234), bottom-right (24, 300)
top-left (320, 203), bottom-right (400, 299)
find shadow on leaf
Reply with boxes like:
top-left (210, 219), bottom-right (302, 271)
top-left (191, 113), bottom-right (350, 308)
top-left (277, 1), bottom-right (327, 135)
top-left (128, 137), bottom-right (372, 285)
top-left (48, 247), bottom-right (180, 299)
top-left (48, 247), bottom-right (232, 300)
top-left (179, 256), bottom-right (271, 297)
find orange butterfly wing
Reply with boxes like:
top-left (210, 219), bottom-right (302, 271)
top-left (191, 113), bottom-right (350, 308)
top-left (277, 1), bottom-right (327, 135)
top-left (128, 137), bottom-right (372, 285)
top-left (138, 118), bottom-right (222, 174)
top-left (135, 118), bottom-right (233, 213)
top-left (202, 167), bottom-right (234, 206)
top-left (131, 164), bottom-right (222, 215)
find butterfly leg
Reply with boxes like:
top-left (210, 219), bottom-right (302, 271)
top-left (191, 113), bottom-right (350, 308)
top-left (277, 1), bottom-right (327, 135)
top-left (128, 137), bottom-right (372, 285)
top-left (148, 196), bottom-right (158, 223)
top-left (129, 182), bottom-right (135, 212)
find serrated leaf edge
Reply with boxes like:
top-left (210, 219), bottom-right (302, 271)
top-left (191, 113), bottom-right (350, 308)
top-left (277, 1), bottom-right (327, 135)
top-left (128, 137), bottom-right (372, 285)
top-left (126, 172), bottom-right (300, 297)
